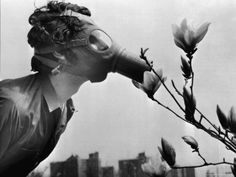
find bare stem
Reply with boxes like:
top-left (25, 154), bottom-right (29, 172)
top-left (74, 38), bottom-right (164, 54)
top-left (173, 161), bottom-right (234, 169)
top-left (171, 80), bottom-right (236, 152)
top-left (196, 149), bottom-right (207, 164)
top-left (171, 79), bottom-right (236, 153)
top-left (140, 48), bottom-right (185, 113)
top-left (151, 97), bottom-right (187, 122)
top-left (171, 80), bottom-right (219, 132)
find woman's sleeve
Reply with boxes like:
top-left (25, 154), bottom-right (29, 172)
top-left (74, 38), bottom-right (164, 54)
top-left (0, 97), bottom-right (18, 160)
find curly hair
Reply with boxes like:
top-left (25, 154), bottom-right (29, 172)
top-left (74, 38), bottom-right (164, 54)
top-left (27, 1), bottom-right (91, 73)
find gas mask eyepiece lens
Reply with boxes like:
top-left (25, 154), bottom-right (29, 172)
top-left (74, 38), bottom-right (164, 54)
top-left (89, 30), bottom-right (112, 51)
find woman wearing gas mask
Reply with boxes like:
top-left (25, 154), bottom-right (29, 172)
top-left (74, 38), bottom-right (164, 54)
top-left (0, 1), bottom-right (149, 176)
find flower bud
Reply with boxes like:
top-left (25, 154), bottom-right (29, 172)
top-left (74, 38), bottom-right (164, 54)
top-left (228, 107), bottom-right (236, 134)
top-left (181, 56), bottom-right (191, 79)
top-left (182, 136), bottom-right (198, 150)
top-left (216, 105), bottom-right (229, 130)
top-left (158, 138), bottom-right (176, 167)
top-left (183, 87), bottom-right (196, 122)
top-left (231, 158), bottom-right (236, 177)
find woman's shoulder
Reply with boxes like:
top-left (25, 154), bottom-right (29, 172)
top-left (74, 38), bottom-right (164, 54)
top-left (0, 73), bottom-right (42, 109)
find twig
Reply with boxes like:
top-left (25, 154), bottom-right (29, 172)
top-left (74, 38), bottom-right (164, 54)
top-left (173, 161), bottom-right (234, 169)
top-left (151, 96), bottom-right (236, 152)
top-left (173, 148), bottom-right (234, 169)
top-left (140, 48), bottom-right (185, 113)
top-left (151, 97), bottom-right (187, 122)
top-left (171, 80), bottom-right (219, 132)
top-left (195, 149), bottom-right (207, 164)
top-left (171, 80), bottom-right (182, 97)
top-left (171, 80), bottom-right (236, 152)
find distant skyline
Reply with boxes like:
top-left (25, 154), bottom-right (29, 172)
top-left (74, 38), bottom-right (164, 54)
top-left (1, 0), bottom-right (236, 177)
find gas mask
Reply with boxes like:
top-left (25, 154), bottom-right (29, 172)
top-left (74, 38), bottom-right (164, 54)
top-left (34, 18), bottom-right (150, 83)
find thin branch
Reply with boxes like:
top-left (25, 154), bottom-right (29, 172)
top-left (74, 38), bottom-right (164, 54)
top-left (196, 108), bottom-right (220, 133)
top-left (151, 96), bottom-right (236, 152)
top-left (171, 80), bottom-right (183, 97)
top-left (151, 97), bottom-right (187, 122)
top-left (140, 48), bottom-right (185, 113)
top-left (193, 122), bottom-right (236, 153)
top-left (173, 161), bottom-right (234, 169)
top-left (174, 141), bottom-right (233, 169)
top-left (170, 80), bottom-right (236, 151)
top-left (195, 149), bottom-right (207, 164)
top-left (172, 78), bottom-right (236, 152)
top-left (171, 80), bottom-right (219, 132)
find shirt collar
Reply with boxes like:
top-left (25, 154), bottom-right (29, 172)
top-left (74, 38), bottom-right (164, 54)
top-left (40, 74), bottom-right (62, 112)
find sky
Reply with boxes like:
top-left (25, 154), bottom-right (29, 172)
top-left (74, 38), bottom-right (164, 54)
top-left (1, 0), bottom-right (236, 176)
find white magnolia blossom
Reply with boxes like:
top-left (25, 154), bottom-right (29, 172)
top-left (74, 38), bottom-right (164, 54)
top-left (172, 19), bottom-right (210, 53)
top-left (132, 69), bottom-right (166, 98)
top-left (141, 154), bottom-right (171, 177)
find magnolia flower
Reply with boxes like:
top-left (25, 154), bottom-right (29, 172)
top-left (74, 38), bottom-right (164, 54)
top-left (141, 154), bottom-right (171, 177)
top-left (172, 19), bottom-right (210, 53)
top-left (132, 69), bottom-right (167, 98)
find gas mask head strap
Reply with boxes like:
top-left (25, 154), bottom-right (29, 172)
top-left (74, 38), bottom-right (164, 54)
top-left (33, 53), bottom-right (69, 71)
top-left (34, 18), bottom-right (102, 54)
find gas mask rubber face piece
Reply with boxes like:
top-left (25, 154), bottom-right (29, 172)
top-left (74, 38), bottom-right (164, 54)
top-left (35, 18), bottom-right (150, 83)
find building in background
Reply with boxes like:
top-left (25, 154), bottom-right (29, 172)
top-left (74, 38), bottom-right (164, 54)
top-left (102, 166), bottom-right (114, 177)
top-left (50, 155), bottom-right (79, 177)
top-left (118, 152), bottom-right (148, 177)
top-left (86, 152), bottom-right (102, 177)
top-left (166, 168), bottom-right (195, 177)
top-left (50, 152), bottom-right (113, 177)
top-left (78, 159), bottom-right (88, 177)
top-left (48, 152), bottom-right (195, 177)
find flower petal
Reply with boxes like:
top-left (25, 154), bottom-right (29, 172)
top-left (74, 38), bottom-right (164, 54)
top-left (172, 24), bottom-right (184, 43)
top-left (183, 87), bottom-right (196, 122)
top-left (142, 155), bottom-right (171, 177)
top-left (194, 22), bottom-right (210, 44)
top-left (152, 69), bottom-right (166, 93)
top-left (229, 107), bottom-right (236, 133)
top-left (172, 24), bottom-right (186, 51)
top-left (142, 71), bottom-right (157, 91)
top-left (174, 38), bottom-right (186, 51)
top-left (172, 24), bottom-right (181, 38)
top-left (180, 19), bottom-right (188, 33)
top-left (154, 77), bottom-right (166, 93)
top-left (132, 79), bottom-right (141, 89)
top-left (184, 29), bottom-right (195, 47)
top-left (231, 158), bottom-right (236, 177)
top-left (216, 105), bottom-right (229, 130)
top-left (161, 138), bottom-right (176, 167)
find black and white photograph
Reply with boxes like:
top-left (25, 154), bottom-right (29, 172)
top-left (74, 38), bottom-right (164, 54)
top-left (1, 0), bottom-right (236, 177)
